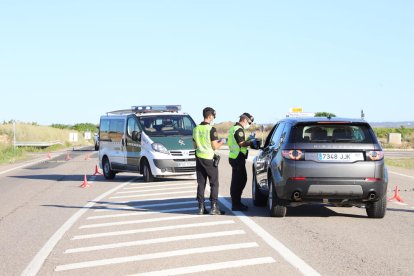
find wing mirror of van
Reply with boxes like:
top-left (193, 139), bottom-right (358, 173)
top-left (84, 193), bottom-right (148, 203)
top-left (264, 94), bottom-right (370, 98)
top-left (132, 131), bottom-right (141, 142)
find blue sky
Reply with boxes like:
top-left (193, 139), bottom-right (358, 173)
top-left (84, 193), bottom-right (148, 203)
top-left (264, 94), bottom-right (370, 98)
top-left (0, 1), bottom-right (413, 125)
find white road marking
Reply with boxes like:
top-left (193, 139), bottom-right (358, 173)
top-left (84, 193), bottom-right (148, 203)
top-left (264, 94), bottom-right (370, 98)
top-left (122, 182), bottom-right (195, 191)
top-left (87, 207), bottom-right (197, 220)
top-left (117, 185), bottom-right (194, 194)
top-left (389, 170), bottom-right (414, 180)
top-left (65, 230), bottom-right (245, 253)
top-left (219, 196), bottom-right (321, 276)
top-left (128, 181), bottom-right (195, 187)
top-left (93, 199), bottom-right (198, 212)
top-left (72, 220), bottom-right (235, 240)
top-left (0, 157), bottom-right (49, 176)
top-left (129, 257), bottom-right (276, 276)
top-left (79, 214), bottom-right (199, 229)
top-left (21, 177), bottom-right (138, 276)
top-left (109, 190), bottom-right (193, 199)
top-left (55, 242), bottom-right (258, 271)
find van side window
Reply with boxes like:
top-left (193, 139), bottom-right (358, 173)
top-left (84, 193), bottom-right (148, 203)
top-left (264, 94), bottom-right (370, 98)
top-left (109, 119), bottom-right (124, 142)
top-left (127, 117), bottom-right (141, 137)
top-left (100, 119), bottom-right (110, 141)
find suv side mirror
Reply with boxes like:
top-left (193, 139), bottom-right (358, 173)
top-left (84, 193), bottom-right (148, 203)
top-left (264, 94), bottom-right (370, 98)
top-left (132, 131), bottom-right (141, 142)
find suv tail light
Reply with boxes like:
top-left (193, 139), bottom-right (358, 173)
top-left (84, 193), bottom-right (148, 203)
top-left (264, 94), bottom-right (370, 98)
top-left (366, 150), bottom-right (384, 161)
top-left (282, 150), bottom-right (304, 160)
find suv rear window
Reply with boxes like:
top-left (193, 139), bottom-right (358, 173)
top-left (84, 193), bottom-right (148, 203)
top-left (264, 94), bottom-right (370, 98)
top-left (292, 123), bottom-right (374, 143)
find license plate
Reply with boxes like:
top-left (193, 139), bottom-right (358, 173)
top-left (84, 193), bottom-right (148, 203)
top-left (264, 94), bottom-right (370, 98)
top-left (177, 161), bottom-right (196, 167)
top-left (317, 152), bottom-right (363, 162)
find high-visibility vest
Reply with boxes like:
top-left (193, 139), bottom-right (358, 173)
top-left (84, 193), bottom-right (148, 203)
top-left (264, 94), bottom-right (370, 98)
top-left (228, 125), bottom-right (248, 159)
top-left (193, 124), bottom-right (214, 159)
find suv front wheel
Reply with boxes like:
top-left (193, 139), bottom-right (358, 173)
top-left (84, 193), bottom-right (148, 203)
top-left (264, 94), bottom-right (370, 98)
top-left (268, 177), bottom-right (287, 217)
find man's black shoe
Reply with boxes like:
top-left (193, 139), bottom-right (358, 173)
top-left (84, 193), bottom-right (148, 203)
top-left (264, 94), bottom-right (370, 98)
top-left (232, 204), bottom-right (248, 211)
top-left (210, 202), bottom-right (224, 215)
top-left (198, 203), bottom-right (209, 215)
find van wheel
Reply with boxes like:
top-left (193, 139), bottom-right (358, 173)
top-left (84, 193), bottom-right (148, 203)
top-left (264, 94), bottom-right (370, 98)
top-left (268, 177), bottom-right (287, 217)
top-left (103, 158), bottom-right (115, 180)
top-left (142, 160), bottom-right (154, 182)
top-left (252, 171), bottom-right (266, 206)
top-left (366, 195), bottom-right (386, 218)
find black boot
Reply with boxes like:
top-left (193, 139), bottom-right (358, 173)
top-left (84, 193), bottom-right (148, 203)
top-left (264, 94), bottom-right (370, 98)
top-left (198, 202), bottom-right (209, 215)
top-left (210, 202), bottom-right (225, 215)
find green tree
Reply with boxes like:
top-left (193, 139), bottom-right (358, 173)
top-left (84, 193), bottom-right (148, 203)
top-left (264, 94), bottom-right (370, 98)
top-left (314, 112), bottom-right (336, 118)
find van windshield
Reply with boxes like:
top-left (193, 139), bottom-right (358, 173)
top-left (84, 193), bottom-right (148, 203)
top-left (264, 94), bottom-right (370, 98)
top-left (138, 115), bottom-right (196, 137)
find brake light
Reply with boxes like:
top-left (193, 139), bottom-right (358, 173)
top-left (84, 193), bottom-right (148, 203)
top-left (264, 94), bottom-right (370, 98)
top-left (289, 177), bottom-right (307, 181)
top-left (366, 151), bottom-right (384, 161)
top-left (365, 178), bottom-right (382, 182)
top-left (282, 150), bottom-right (304, 160)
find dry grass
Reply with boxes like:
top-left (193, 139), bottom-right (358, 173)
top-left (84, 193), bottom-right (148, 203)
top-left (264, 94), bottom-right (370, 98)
top-left (0, 123), bottom-right (92, 164)
top-left (385, 158), bottom-right (414, 170)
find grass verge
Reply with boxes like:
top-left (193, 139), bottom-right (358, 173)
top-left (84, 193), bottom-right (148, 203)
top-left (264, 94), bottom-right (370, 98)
top-left (385, 158), bottom-right (414, 170)
top-left (0, 144), bottom-right (68, 165)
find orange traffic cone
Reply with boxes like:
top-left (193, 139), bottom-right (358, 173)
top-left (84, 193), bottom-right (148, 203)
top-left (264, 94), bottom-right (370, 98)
top-left (388, 185), bottom-right (404, 202)
top-left (79, 175), bottom-right (90, 188)
top-left (84, 154), bottom-right (90, 160)
top-left (93, 165), bottom-right (103, 176)
top-left (65, 152), bottom-right (72, 161)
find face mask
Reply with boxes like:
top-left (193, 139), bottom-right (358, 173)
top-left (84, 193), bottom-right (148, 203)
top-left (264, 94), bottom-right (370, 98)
top-left (244, 123), bottom-right (251, 130)
top-left (210, 120), bottom-right (214, 125)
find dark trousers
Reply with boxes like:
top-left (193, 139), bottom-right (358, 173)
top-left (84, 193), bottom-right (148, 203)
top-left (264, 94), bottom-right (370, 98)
top-left (229, 153), bottom-right (247, 206)
top-left (196, 156), bottom-right (219, 204)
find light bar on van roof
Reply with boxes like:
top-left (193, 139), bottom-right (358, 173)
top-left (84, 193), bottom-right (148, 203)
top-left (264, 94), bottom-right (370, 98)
top-left (132, 105), bottom-right (182, 113)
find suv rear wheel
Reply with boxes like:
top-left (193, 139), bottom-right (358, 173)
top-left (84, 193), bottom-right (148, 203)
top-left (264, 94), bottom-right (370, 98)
top-left (103, 157), bottom-right (116, 180)
top-left (268, 177), bottom-right (287, 217)
top-left (252, 171), bottom-right (266, 206)
top-left (366, 195), bottom-right (386, 218)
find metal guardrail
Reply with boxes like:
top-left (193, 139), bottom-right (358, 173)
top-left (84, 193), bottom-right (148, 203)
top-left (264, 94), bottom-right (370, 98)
top-left (13, 141), bottom-right (64, 147)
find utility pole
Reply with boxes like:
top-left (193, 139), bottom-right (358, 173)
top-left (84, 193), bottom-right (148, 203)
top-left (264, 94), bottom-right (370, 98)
top-left (361, 110), bottom-right (365, 120)
top-left (13, 120), bottom-right (16, 149)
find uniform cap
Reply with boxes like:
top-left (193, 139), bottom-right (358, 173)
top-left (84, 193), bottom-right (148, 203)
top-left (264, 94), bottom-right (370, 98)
top-left (240, 112), bottom-right (254, 123)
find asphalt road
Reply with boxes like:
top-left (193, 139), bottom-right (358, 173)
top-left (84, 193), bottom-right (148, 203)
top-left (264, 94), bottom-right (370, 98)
top-left (0, 148), bottom-right (413, 275)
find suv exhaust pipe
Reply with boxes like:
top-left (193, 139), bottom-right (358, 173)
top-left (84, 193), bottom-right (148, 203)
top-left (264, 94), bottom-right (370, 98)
top-left (368, 192), bottom-right (376, 200)
top-left (292, 191), bottom-right (302, 201)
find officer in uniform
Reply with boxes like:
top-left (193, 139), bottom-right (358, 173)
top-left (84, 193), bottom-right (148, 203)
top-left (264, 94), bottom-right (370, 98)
top-left (228, 112), bottom-right (258, 211)
top-left (193, 107), bottom-right (226, 215)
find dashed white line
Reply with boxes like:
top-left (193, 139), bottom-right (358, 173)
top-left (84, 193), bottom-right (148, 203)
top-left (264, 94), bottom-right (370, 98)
top-left (65, 230), bottom-right (245, 253)
top-left (129, 257), bottom-right (276, 276)
top-left (93, 199), bottom-right (197, 212)
top-left (86, 207), bottom-right (197, 220)
top-left (116, 185), bottom-right (194, 194)
top-left (21, 177), bottom-right (138, 276)
top-left (72, 220), bottom-right (235, 240)
top-left (79, 214), bottom-right (199, 229)
top-left (109, 190), bottom-right (193, 199)
top-left (55, 242), bottom-right (258, 271)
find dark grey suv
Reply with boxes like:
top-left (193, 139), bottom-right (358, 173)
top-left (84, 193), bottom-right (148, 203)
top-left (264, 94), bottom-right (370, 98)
top-left (252, 117), bottom-right (388, 218)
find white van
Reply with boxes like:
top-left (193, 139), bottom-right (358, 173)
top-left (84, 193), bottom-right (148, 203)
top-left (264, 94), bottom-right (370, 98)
top-left (98, 105), bottom-right (196, 182)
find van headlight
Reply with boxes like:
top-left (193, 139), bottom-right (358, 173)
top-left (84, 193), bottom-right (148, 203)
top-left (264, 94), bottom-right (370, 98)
top-left (152, 143), bottom-right (169, 154)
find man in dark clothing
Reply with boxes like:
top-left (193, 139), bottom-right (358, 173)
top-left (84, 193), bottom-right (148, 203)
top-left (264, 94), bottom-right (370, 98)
top-left (227, 112), bottom-right (258, 211)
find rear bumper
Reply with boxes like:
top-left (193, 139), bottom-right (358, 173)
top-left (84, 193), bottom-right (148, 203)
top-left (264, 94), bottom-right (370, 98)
top-left (276, 177), bottom-right (387, 202)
